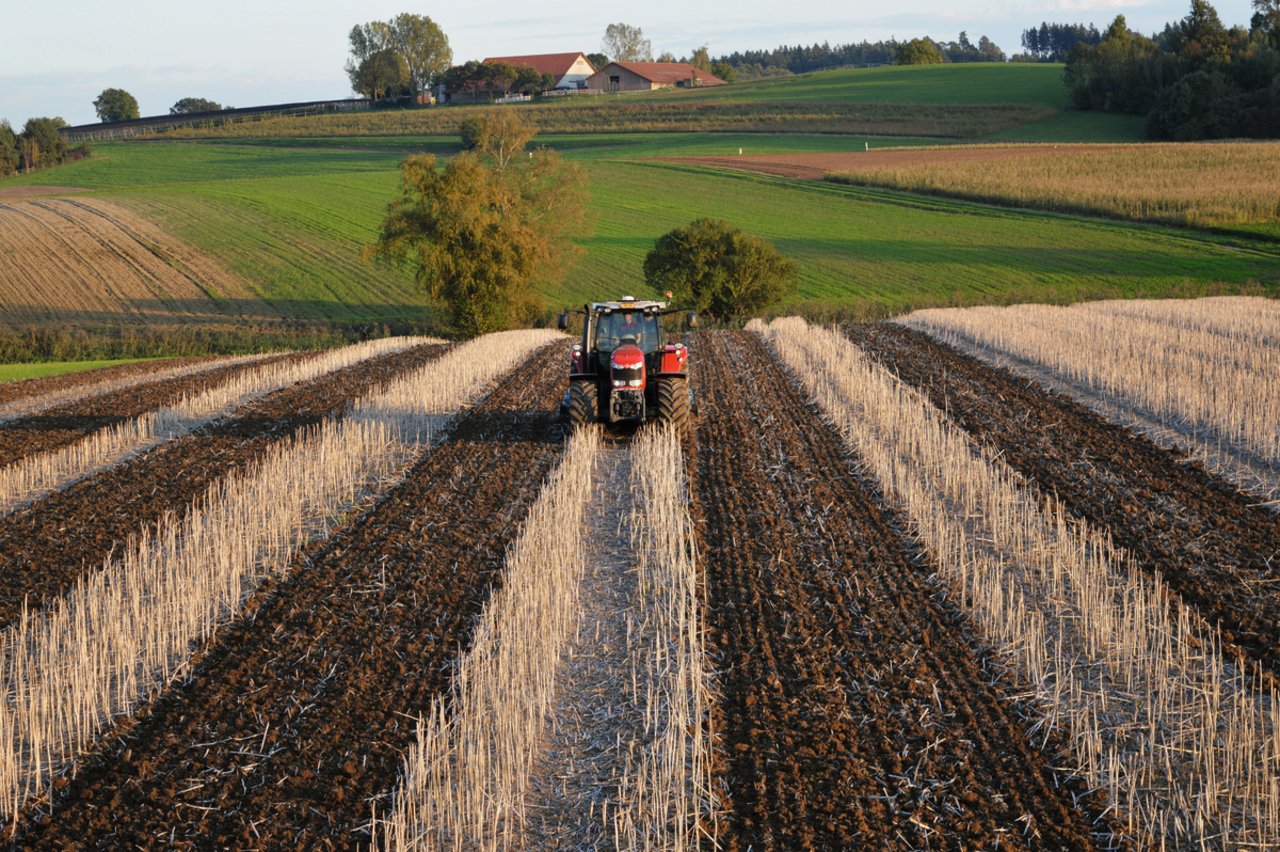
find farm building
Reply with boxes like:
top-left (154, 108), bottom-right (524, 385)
top-left (586, 61), bottom-right (727, 92)
top-left (482, 52), bottom-right (596, 90)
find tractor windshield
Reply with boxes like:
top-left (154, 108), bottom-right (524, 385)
top-left (595, 311), bottom-right (660, 354)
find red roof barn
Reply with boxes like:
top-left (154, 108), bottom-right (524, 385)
top-left (482, 52), bottom-right (596, 89)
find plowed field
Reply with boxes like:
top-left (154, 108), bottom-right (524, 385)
top-left (5, 322), bottom-right (1276, 848)
top-left (0, 197), bottom-right (279, 329)
top-left (0, 343), bottom-right (446, 626)
top-left (688, 331), bottom-right (1112, 850)
top-left (844, 323), bottom-right (1280, 679)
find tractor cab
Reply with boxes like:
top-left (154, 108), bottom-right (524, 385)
top-left (558, 296), bottom-right (697, 435)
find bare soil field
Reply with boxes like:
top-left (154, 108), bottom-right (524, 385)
top-left (688, 331), bottom-right (1115, 850)
top-left (0, 185), bottom-right (90, 200)
top-left (0, 197), bottom-right (280, 329)
top-left (17, 343), bottom-right (566, 847)
top-left (0, 353), bottom-right (293, 466)
top-left (845, 324), bottom-right (1280, 679)
top-left (0, 343), bottom-right (447, 626)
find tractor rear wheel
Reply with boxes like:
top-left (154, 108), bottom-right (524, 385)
top-left (655, 376), bottom-right (691, 438)
top-left (567, 379), bottom-right (599, 429)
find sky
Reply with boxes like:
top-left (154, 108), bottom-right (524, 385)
top-left (0, 0), bottom-right (1260, 128)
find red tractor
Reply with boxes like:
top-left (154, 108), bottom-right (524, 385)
top-left (558, 297), bottom-right (697, 436)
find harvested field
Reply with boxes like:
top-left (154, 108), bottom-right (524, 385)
top-left (0, 185), bottom-right (90, 200)
top-left (0, 352), bottom-right (289, 465)
top-left (844, 322), bottom-right (1280, 678)
top-left (0, 197), bottom-right (281, 329)
top-left (16, 343), bottom-right (570, 847)
top-left (688, 330), bottom-right (1110, 850)
top-left (0, 342), bottom-right (447, 626)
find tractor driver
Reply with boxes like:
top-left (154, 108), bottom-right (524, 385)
top-left (616, 311), bottom-right (645, 348)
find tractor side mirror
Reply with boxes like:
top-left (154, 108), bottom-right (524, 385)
top-left (685, 311), bottom-right (700, 329)
top-left (556, 312), bottom-right (569, 330)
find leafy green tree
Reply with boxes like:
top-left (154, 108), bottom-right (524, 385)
top-left (657, 50), bottom-right (678, 63)
top-left (895, 38), bottom-right (944, 65)
top-left (711, 61), bottom-right (737, 82)
top-left (0, 120), bottom-right (18, 177)
top-left (391, 13), bottom-right (452, 99)
top-left (1173, 0), bottom-right (1232, 66)
top-left (170, 97), bottom-right (223, 115)
top-left (1254, 0), bottom-right (1280, 46)
top-left (93, 88), bottom-right (140, 122)
top-left (352, 48), bottom-right (409, 100)
top-left (372, 113), bottom-right (589, 337)
top-left (643, 219), bottom-right (797, 324)
top-left (602, 23), bottom-right (652, 61)
top-left (690, 45), bottom-right (711, 71)
top-left (20, 117), bottom-right (67, 170)
top-left (587, 52), bottom-right (608, 71)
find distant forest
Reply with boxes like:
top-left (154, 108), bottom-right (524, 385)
top-left (713, 33), bottom-right (1006, 78)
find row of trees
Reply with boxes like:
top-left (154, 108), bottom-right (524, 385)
top-left (712, 33), bottom-right (1005, 77)
top-left (1019, 23), bottom-right (1104, 62)
top-left (345, 14), bottom-right (452, 101)
top-left (1064, 0), bottom-right (1280, 139)
top-left (0, 117), bottom-right (90, 177)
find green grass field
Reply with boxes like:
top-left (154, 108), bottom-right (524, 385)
top-left (0, 358), bottom-right (160, 383)
top-left (1, 62), bottom-right (1272, 347)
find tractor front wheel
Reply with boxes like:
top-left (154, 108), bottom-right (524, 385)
top-left (655, 376), bottom-right (692, 438)
top-left (567, 379), bottom-right (599, 430)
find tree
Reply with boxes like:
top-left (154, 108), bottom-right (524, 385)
top-left (657, 50), bottom-right (677, 63)
top-left (895, 38), bottom-right (944, 65)
top-left (346, 21), bottom-right (393, 96)
top-left (352, 48), bottom-right (410, 100)
top-left (602, 23), bottom-right (652, 62)
top-left (643, 219), bottom-right (797, 324)
top-left (711, 61), bottom-right (737, 82)
top-left (1254, 0), bottom-right (1280, 46)
top-left (587, 52), bottom-right (609, 71)
top-left (20, 117), bottom-right (67, 170)
top-left (170, 97), bottom-right (223, 115)
top-left (690, 45), bottom-right (711, 71)
top-left (0, 120), bottom-right (18, 177)
top-left (372, 113), bottom-right (589, 337)
top-left (1175, 0), bottom-right (1231, 66)
top-left (93, 88), bottom-right (140, 123)
top-left (391, 13), bottom-right (452, 99)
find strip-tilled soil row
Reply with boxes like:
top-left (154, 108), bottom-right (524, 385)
top-left (689, 331), bottom-right (1112, 850)
top-left (0, 353), bottom-right (300, 466)
top-left (845, 324), bottom-right (1280, 678)
top-left (0, 356), bottom-right (217, 408)
top-left (0, 343), bottom-right (448, 627)
top-left (16, 344), bottom-right (568, 849)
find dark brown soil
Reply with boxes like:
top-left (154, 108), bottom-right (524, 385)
top-left (15, 342), bottom-right (568, 850)
top-left (0, 356), bottom-right (217, 407)
top-left (0, 343), bottom-right (449, 627)
top-left (0, 353), bottom-right (302, 466)
top-left (845, 323), bottom-right (1280, 679)
top-left (688, 330), bottom-right (1118, 851)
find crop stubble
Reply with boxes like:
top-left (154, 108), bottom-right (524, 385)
top-left (18, 343), bottom-right (569, 848)
top-left (0, 354), bottom-right (295, 466)
top-left (0, 343), bottom-right (448, 627)
top-left (687, 330), bottom-right (1109, 850)
top-left (844, 323), bottom-right (1280, 679)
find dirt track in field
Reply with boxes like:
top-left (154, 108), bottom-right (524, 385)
top-left (846, 323), bottom-right (1280, 679)
top-left (0, 357), bottom-right (218, 407)
top-left (658, 146), bottom-right (1116, 181)
top-left (0, 343), bottom-right (449, 627)
top-left (688, 330), bottom-right (1114, 850)
top-left (0, 354), bottom-right (296, 466)
top-left (18, 343), bottom-right (567, 849)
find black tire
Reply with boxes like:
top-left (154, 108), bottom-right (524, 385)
top-left (567, 379), bottom-right (599, 429)
top-left (655, 376), bottom-right (692, 437)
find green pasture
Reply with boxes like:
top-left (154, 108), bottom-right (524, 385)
top-left (0, 358), bottom-right (159, 382)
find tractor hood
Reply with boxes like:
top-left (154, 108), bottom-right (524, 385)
top-left (610, 344), bottom-right (645, 369)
